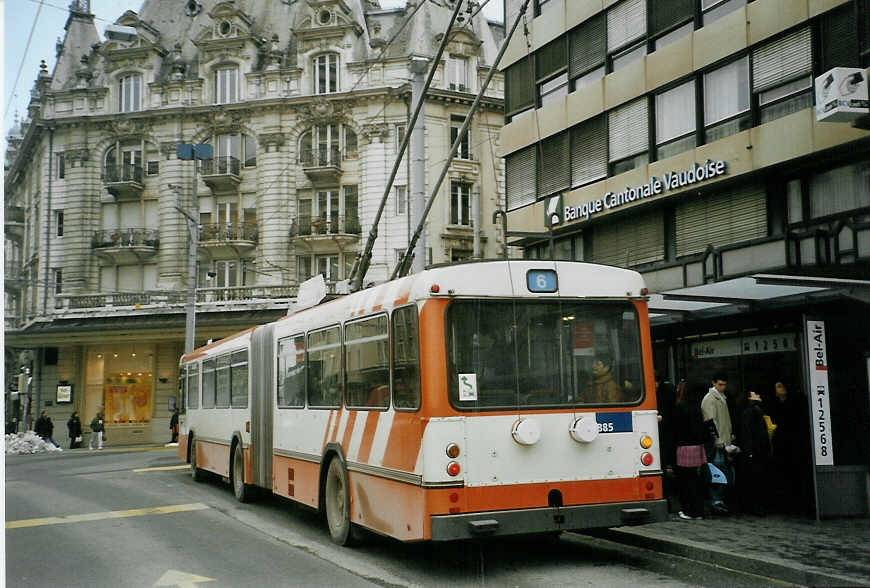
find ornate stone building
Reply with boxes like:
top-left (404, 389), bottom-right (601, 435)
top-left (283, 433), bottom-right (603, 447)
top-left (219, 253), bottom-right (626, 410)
top-left (4, 0), bottom-right (505, 444)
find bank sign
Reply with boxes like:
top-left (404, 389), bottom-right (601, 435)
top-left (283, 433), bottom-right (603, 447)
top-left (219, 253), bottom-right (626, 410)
top-left (547, 159), bottom-right (727, 226)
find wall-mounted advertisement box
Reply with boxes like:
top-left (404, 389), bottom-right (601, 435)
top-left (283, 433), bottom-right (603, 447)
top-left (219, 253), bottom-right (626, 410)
top-left (56, 383), bottom-right (73, 403)
top-left (815, 67), bottom-right (869, 123)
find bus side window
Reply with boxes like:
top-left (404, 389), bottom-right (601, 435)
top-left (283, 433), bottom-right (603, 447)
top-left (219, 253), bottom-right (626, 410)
top-left (345, 315), bottom-right (389, 410)
top-left (308, 326), bottom-right (341, 408)
top-left (278, 335), bottom-right (305, 408)
top-left (392, 306), bottom-right (421, 410)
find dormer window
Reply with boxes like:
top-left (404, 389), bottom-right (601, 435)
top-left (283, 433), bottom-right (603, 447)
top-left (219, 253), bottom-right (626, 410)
top-left (314, 53), bottom-right (339, 94)
top-left (118, 74), bottom-right (142, 112)
top-left (448, 55), bottom-right (468, 92)
top-left (214, 66), bottom-right (239, 104)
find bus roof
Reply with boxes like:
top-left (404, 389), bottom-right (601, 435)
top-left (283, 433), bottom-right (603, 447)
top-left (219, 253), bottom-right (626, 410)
top-left (181, 260), bottom-right (646, 362)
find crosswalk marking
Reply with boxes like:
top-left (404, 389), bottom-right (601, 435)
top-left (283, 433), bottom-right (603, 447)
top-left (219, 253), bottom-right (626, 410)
top-left (6, 502), bottom-right (209, 529)
top-left (133, 465), bottom-right (190, 472)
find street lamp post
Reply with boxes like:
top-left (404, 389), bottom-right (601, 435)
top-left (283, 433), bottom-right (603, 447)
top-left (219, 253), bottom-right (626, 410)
top-left (173, 143), bottom-right (212, 354)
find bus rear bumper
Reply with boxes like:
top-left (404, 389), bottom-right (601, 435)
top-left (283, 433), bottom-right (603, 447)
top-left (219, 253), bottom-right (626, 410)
top-left (429, 499), bottom-right (668, 542)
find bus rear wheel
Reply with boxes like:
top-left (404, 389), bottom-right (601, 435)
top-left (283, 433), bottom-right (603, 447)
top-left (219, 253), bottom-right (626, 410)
top-left (324, 457), bottom-right (360, 546)
top-left (190, 437), bottom-right (204, 482)
top-left (232, 444), bottom-right (250, 503)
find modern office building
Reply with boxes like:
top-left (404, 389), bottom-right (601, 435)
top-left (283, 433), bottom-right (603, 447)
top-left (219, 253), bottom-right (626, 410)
top-left (4, 0), bottom-right (505, 445)
top-left (500, 0), bottom-right (869, 515)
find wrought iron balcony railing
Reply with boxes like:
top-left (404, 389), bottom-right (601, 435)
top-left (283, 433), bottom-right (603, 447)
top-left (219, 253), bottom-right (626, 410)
top-left (199, 222), bottom-right (258, 242)
top-left (299, 146), bottom-right (342, 168)
top-left (290, 215), bottom-right (361, 237)
top-left (91, 228), bottom-right (160, 249)
top-left (201, 156), bottom-right (241, 176)
top-left (103, 163), bottom-right (144, 184)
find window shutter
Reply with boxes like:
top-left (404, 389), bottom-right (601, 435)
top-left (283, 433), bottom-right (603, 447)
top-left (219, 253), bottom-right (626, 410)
top-left (752, 27), bottom-right (811, 92)
top-left (506, 146), bottom-right (536, 211)
top-left (569, 14), bottom-right (606, 78)
top-left (607, 0), bottom-right (647, 52)
top-left (538, 132), bottom-right (570, 196)
top-left (651, 0), bottom-right (694, 35)
top-left (536, 37), bottom-right (567, 81)
top-left (609, 98), bottom-right (648, 161)
top-left (675, 184), bottom-right (767, 256)
top-left (505, 59), bottom-right (534, 114)
top-left (820, 5), bottom-right (860, 70)
top-left (571, 116), bottom-right (607, 187)
top-left (591, 210), bottom-right (665, 266)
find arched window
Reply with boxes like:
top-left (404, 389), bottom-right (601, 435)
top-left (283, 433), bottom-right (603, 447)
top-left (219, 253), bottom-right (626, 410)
top-left (118, 73), bottom-right (142, 112)
top-left (214, 66), bottom-right (239, 104)
top-left (299, 124), bottom-right (351, 166)
top-left (104, 142), bottom-right (143, 183)
top-left (313, 53), bottom-right (339, 94)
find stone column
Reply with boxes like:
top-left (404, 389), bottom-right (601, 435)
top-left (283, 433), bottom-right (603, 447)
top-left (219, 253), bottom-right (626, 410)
top-left (256, 131), bottom-right (290, 285)
top-left (359, 123), bottom-right (389, 284)
top-left (61, 147), bottom-right (96, 293)
top-left (156, 141), bottom-right (189, 291)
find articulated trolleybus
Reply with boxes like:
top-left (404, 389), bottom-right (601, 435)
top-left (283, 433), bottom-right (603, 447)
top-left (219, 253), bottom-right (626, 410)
top-left (177, 260), bottom-right (666, 544)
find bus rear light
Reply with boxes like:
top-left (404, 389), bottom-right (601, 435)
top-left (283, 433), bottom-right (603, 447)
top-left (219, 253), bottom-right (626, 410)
top-left (446, 443), bottom-right (460, 458)
top-left (640, 435), bottom-right (652, 449)
top-left (640, 452), bottom-right (654, 466)
top-left (645, 481), bottom-right (654, 491)
top-left (449, 492), bottom-right (459, 503)
top-left (447, 461), bottom-right (461, 476)
top-left (430, 284), bottom-right (440, 293)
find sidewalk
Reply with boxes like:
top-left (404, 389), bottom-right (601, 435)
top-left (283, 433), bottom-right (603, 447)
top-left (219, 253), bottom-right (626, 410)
top-left (598, 512), bottom-right (870, 586)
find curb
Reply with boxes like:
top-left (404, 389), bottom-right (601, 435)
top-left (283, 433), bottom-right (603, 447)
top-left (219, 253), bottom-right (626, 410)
top-left (595, 528), bottom-right (868, 587)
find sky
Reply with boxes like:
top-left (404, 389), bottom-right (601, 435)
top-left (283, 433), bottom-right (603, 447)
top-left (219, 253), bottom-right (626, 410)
top-left (2, 0), bottom-right (504, 136)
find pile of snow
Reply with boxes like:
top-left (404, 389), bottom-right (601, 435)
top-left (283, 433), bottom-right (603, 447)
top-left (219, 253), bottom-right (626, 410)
top-left (5, 431), bottom-right (63, 454)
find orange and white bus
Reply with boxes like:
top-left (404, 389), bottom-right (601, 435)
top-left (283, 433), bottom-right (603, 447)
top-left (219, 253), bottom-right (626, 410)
top-left (177, 260), bottom-right (667, 544)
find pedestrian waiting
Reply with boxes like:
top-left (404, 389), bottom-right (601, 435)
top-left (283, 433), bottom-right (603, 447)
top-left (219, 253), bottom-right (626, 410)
top-left (674, 381), bottom-right (709, 520)
top-left (89, 409), bottom-right (105, 450)
top-left (701, 372), bottom-right (738, 515)
top-left (67, 411), bottom-right (83, 449)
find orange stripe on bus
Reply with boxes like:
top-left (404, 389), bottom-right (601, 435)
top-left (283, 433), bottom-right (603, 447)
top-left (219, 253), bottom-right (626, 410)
top-left (464, 476), bottom-right (663, 513)
top-left (341, 411), bottom-right (357, 454)
top-left (381, 412), bottom-right (426, 471)
top-left (356, 411), bottom-right (380, 464)
top-left (321, 411), bottom-right (335, 452)
top-left (181, 327), bottom-right (255, 363)
top-left (330, 409), bottom-right (342, 443)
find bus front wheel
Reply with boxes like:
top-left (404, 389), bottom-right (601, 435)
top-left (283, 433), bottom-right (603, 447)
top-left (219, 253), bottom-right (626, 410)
top-left (324, 457), bottom-right (360, 546)
top-left (232, 444), bottom-right (251, 503)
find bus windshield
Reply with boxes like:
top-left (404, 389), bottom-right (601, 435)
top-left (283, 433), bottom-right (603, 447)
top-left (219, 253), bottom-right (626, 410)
top-left (446, 299), bottom-right (644, 410)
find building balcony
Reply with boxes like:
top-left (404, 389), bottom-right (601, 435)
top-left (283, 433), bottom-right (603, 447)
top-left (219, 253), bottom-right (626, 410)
top-left (54, 285), bottom-right (297, 316)
top-left (5, 205), bottom-right (25, 241)
top-left (5, 263), bottom-right (24, 291)
top-left (92, 228), bottom-right (159, 264)
top-left (200, 156), bottom-right (241, 192)
top-left (300, 146), bottom-right (342, 186)
top-left (199, 222), bottom-right (257, 256)
top-left (289, 215), bottom-right (361, 245)
top-left (103, 163), bottom-right (144, 199)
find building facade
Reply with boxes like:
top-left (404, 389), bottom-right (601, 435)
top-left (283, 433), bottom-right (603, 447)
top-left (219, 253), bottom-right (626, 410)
top-left (500, 0), bottom-right (870, 516)
top-left (4, 0), bottom-right (506, 445)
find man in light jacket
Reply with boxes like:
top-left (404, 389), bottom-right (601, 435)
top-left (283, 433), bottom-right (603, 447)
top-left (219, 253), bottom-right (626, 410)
top-left (701, 372), bottom-right (739, 514)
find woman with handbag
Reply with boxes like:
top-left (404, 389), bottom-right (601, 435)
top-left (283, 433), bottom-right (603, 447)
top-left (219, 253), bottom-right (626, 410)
top-left (67, 411), bottom-right (82, 449)
top-left (673, 381), bottom-right (709, 520)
